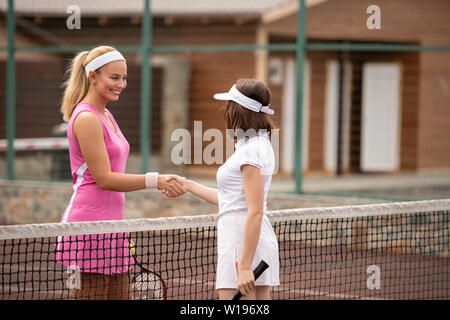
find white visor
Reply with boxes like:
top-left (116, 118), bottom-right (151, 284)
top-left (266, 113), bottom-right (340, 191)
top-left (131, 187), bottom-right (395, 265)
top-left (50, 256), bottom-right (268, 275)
top-left (85, 50), bottom-right (126, 78)
top-left (214, 84), bottom-right (274, 115)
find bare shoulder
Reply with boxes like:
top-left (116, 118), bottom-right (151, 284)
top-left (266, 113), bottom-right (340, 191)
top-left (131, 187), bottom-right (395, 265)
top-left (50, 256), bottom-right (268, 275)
top-left (73, 110), bottom-right (102, 137)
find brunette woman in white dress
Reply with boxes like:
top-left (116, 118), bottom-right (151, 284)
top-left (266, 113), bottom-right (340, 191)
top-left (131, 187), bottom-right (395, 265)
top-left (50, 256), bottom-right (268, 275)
top-left (172, 78), bottom-right (279, 300)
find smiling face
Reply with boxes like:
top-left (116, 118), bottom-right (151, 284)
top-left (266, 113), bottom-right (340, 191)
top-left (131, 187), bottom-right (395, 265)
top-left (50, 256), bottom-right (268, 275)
top-left (89, 60), bottom-right (128, 102)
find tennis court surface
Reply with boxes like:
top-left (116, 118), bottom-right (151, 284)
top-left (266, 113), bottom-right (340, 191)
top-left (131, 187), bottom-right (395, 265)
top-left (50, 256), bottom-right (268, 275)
top-left (0, 199), bottom-right (449, 300)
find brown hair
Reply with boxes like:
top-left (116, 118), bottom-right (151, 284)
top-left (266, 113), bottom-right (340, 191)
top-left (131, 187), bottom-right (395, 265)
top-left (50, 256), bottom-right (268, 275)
top-left (223, 78), bottom-right (275, 138)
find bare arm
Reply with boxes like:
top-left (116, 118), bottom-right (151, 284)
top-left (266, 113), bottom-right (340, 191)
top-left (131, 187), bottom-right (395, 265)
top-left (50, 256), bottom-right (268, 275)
top-left (237, 164), bottom-right (265, 296)
top-left (182, 179), bottom-right (218, 206)
top-left (73, 111), bottom-right (185, 194)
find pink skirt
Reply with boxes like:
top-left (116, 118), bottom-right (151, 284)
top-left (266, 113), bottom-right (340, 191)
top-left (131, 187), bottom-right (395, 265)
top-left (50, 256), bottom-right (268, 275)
top-left (55, 233), bottom-right (134, 275)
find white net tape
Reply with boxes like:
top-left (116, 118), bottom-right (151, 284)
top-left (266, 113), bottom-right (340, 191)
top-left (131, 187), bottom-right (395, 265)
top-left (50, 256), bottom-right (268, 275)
top-left (1, 199), bottom-right (449, 240)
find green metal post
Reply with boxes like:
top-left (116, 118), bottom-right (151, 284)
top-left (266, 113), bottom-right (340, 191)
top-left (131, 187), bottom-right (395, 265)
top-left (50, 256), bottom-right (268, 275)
top-left (140, 0), bottom-right (151, 173)
top-left (295, 0), bottom-right (307, 194)
top-left (6, 0), bottom-right (15, 180)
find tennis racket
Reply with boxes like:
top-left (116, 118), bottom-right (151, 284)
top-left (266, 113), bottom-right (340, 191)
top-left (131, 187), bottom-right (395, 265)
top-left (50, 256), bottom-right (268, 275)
top-left (128, 238), bottom-right (167, 300)
top-left (230, 260), bottom-right (269, 300)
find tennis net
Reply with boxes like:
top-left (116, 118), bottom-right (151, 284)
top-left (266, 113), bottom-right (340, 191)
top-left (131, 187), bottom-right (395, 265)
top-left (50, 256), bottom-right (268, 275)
top-left (0, 199), bottom-right (449, 300)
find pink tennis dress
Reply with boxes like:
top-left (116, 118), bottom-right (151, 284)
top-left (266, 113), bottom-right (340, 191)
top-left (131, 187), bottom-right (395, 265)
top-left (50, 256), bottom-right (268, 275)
top-left (55, 102), bottom-right (134, 274)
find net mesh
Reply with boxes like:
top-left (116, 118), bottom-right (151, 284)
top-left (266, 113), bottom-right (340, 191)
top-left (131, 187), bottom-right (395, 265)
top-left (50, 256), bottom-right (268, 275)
top-left (0, 200), bottom-right (449, 300)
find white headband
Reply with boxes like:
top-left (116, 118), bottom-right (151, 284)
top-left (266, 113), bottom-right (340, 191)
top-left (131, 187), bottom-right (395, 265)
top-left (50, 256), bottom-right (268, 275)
top-left (214, 84), bottom-right (275, 115)
top-left (84, 50), bottom-right (126, 78)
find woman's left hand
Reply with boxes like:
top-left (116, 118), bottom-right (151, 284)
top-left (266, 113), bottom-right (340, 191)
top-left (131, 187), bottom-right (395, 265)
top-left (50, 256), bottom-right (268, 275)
top-left (238, 267), bottom-right (255, 296)
top-left (158, 174), bottom-right (186, 197)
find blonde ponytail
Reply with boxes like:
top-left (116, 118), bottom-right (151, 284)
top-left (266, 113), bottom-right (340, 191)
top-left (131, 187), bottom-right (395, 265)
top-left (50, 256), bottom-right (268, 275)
top-left (60, 45), bottom-right (117, 122)
top-left (60, 51), bottom-right (89, 122)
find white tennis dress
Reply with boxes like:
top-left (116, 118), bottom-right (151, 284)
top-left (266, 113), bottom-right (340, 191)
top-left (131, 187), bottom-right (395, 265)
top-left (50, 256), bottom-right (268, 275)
top-left (215, 132), bottom-right (280, 289)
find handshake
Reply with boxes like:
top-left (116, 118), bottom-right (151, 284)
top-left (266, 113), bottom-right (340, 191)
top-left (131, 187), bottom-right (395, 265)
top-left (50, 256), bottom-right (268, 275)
top-left (157, 174), bottom-right (188, 198)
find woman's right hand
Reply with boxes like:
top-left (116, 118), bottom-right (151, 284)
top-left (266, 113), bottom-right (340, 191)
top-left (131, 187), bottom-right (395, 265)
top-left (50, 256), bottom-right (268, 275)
top-left (158, 174), bottom-right (186, 197)
top-left (238, 267), bottom-right (256, 297)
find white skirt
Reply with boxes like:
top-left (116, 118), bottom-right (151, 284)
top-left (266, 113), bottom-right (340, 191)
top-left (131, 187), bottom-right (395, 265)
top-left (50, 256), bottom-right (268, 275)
top-left (216, 212), bottom-right (280, 290)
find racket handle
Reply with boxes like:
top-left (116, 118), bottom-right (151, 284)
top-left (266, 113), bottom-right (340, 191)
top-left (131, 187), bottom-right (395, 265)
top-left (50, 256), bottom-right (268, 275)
top-left (230, 260), bottom-right (269, 300)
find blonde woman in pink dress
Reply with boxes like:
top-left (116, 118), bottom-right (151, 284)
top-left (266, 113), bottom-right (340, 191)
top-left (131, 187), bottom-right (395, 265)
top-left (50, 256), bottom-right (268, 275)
top-left (55, 45), bottom-right (185, 299)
